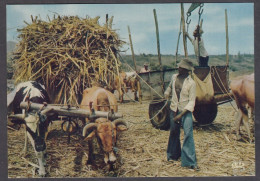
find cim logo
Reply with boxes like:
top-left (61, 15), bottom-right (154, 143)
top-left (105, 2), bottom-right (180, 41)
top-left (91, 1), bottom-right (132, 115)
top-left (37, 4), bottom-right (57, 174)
top-left (232, 161), bottom-right (245, 169)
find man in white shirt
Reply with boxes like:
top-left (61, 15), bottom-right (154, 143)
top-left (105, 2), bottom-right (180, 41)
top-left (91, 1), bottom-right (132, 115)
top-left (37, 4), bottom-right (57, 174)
top-left (164, 58), bottom-right (199, 170)
top-left (186, 25), bottom-right (209, 67)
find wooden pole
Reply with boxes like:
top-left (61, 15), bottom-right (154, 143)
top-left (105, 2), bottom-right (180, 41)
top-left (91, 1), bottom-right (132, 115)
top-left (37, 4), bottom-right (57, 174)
top-left (175, 20), bottom-right (182, 68)
top-left (128, 26), bottom-right (137, 71)
top-left (153, 9), bottom-right (165, 92)
top-left (153, 9), bottom-right (163, 72)
top-left (181, 3), bottom-right (188, 57)
top-left (225, 9), bottom-right (229, 66)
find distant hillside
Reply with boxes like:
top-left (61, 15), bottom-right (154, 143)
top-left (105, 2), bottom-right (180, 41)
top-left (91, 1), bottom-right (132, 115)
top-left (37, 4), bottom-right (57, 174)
top-left (7, 39), bottom-right (253, 79)
top-left (120, 54), bottom-right (254, 78)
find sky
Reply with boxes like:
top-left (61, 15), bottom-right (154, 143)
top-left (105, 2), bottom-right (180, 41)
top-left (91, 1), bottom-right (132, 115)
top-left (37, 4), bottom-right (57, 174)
top-left (6, 3), bottom-right (254, 55)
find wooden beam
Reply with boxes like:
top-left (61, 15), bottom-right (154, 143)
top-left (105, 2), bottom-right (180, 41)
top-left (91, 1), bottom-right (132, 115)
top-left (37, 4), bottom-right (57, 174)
top-left (19, 102), bottom-right (123, 120)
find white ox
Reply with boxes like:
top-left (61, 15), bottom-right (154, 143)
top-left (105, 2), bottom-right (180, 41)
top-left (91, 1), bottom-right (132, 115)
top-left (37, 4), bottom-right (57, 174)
top-left (8, 81), bottom-right (53, 177)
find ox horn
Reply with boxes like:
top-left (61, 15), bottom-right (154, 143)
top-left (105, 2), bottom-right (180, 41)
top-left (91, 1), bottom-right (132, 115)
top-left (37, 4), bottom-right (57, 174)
top-left (82, 123), bottom-right (98, 137)
top-left (8, 114), bottom-right (26, 120)
top-left (113, 119), bottom-right (127, 128)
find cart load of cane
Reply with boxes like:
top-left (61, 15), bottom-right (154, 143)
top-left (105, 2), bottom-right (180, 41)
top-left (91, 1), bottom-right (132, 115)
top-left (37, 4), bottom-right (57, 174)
top-left (12, 15), bottom-right (124, 105)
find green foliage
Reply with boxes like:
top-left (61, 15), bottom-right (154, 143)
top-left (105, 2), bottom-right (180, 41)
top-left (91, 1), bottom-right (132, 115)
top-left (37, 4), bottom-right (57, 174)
top-left (119, 54), bottom-right (254, 75)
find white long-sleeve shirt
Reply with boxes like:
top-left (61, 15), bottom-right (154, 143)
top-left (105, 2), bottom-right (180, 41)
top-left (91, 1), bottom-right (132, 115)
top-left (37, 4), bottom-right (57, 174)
top-left (164, 74), bottom-right (196, 112)
top-left (192, 38), bottom-right (208, 58)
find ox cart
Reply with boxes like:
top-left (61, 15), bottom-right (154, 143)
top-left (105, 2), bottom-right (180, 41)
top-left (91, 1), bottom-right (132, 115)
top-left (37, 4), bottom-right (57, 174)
top-left (138, 65), bottom-right (232, 130)
top-left (135, 3), bottom-right (233, 130)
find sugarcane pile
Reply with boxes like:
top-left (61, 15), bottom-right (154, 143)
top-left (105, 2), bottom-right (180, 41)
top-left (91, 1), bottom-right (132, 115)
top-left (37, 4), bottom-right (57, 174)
top-left (13, 15), bottom-right (124, 105)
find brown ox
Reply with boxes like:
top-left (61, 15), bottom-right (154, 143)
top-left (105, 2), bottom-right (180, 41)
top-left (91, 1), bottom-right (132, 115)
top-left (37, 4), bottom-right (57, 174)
top-left (230, 73), bottom-right (254, 142)
top-left (125, 72), bottom-right (141, 102)
top-left (80, 86), bottom-right (127, 166)
top-left (112, 72), bottom-right (127, 103)
top-left (112, 72), bottom-right (141, 103)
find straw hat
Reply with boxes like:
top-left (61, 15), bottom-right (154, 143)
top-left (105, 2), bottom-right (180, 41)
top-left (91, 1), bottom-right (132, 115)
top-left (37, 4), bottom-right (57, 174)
top-left (144, 62), bottom-right (149, 66)
top-left (178, 58), bottom-right (194, 71)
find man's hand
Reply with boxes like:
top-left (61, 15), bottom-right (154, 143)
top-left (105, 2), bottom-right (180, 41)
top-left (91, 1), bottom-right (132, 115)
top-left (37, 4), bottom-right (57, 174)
top-left (173, 114), bottom-right (182, 124)
top-left (173, 109), bottom-right (189, 124)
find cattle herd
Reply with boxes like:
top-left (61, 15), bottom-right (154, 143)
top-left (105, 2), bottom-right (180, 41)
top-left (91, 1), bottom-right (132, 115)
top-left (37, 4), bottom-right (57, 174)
top-left (7, 72), bottom-right (255, 177)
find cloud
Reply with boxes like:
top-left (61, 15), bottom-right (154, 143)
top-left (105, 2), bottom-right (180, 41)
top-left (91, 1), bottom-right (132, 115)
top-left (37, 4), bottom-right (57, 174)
top-left (6, 3), bottom-right (254, 55)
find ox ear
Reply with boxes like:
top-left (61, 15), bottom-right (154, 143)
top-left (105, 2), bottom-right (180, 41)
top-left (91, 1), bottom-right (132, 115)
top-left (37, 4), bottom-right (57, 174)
top-left (116, 126), bottom-right (128, 132)
top-left (84, 131), bottom-right (96, 141)
top-left (114, 119), bottom-right (128, 132)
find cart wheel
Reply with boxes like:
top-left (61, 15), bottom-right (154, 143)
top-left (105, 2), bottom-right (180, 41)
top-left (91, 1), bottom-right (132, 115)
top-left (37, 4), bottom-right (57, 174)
top-left (193, 99), bottom-right (218, 125)
top-left (149, 100), bottom-right (170, 130)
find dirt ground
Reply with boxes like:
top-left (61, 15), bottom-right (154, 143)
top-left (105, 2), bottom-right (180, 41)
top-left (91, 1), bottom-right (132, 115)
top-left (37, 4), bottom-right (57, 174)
top-left (7, 94), bottom-right (255, 178)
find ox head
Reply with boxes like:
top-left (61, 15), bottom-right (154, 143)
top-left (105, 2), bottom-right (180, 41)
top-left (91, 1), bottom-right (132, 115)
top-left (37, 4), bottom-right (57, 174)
top-left (82, 118), bottom-right (127, 164)
top-left (9, 111), bottom-right (49, 176)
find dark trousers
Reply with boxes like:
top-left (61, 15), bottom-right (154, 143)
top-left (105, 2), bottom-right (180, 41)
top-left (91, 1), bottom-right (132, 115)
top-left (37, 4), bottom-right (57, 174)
top-left (199, 56), bottom-right (209, 67)
top-left (167, 110), bottom-right (197, 167)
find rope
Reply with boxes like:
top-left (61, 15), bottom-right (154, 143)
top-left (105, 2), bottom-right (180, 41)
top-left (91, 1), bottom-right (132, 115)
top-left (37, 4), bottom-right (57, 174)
top-left (217, 65), bottom-right (229, 73)
top-left (148, 100), bottom-right (168, 121)
top-left (210, 67), bottom-right (238, 111)
top-left (212, 67), bottom-right (231, 95)
top-left (212, 67), bottom-right (238, 111)
top-left (123, 91), bottom-right (140, 103)
top-left (126, 99), bottom-right (169, 125)
top-left (211, 67), bottom-right (232, 100)
top-left (210, 68), bottom-right (227, 94)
